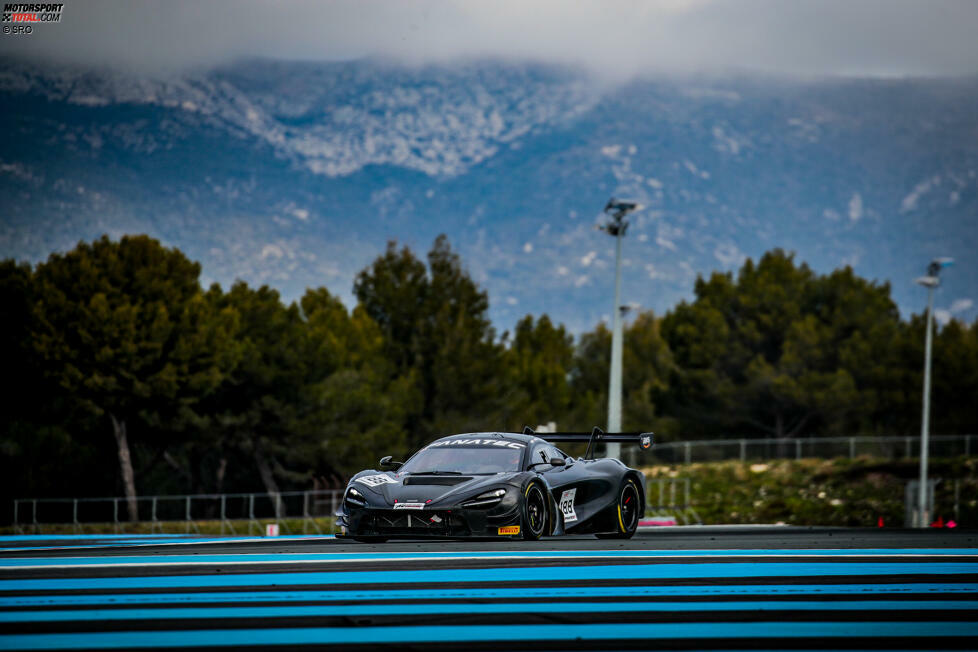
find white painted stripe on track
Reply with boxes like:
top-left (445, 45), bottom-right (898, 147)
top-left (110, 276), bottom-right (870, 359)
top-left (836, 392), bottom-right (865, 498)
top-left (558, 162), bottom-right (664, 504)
top-left (4, 549), bottom-right (978, 570)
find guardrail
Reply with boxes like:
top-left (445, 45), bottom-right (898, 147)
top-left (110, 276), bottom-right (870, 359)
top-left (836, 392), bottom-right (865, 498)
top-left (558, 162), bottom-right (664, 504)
top-left (10, 479), bottom-right (701, 532)
top-left (642, 434), bottom-right (977, 465)
top-left (11, 490), bottom-right (344, 535)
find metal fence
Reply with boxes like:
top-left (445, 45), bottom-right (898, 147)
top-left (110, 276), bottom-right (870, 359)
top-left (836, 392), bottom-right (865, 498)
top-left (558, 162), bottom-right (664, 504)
top-left (642, 434), bottom-right (977, 466)
top-left (11, 490), bottom-right (344, 535)
top-left (10, 479), bottom-right (700, 532)
top-left (645, 476), bottom-right (700, 525)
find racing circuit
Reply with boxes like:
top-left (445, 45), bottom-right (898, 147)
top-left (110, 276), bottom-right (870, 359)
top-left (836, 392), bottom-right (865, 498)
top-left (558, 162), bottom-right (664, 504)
top-left (1, 527), bottom-right (977, 650)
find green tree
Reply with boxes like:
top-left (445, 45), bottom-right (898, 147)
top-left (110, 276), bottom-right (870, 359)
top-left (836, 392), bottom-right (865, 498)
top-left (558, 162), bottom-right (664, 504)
top-left (661, 250), bottom-right (900, 439)
top-left (503, 314), bottom-right (574, 427)
top-left (569, 313), bottom-right (674, 436)
top-left (200, 282), bottom-right (305, 503)
top-left (298, 288), bottom-right (412, 477)
top-left (31, 236), bottom-right (237, 519)
top-left (354, 235), bottom-right (503, 447)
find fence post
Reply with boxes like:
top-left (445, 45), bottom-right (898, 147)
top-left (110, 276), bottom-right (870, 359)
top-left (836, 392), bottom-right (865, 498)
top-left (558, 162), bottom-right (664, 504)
top-left (739, 439), bottom-right (746, 462)
top-left (13, 500), bottom-right (21, 534)
top-left (248, 494), bottom-right (257, 536)
top-left (906, 436), bottom-right (912, 459)
top-left (795, 439), bottom-right (801, 461)
top-left (954, 479), bottom-right (960, 524)
top-left (684, 442), bottom-right (691, 465)
top-left (185, 496), bottom-right (191, 534)
top-left (113, 498), bottom-right (119, 534)
top-left (73, 499), bottom-right (79, 534)
top-left (151, 496), bottom-right (160, 534)
top-left (849, 437), bottom-right (855, 458)
top-left (32, 499), bottom-right (38, 534)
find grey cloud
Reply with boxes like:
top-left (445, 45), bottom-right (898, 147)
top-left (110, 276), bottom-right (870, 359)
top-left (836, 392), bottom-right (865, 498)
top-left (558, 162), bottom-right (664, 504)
top-left (2, 0), bottom-right (977, 77)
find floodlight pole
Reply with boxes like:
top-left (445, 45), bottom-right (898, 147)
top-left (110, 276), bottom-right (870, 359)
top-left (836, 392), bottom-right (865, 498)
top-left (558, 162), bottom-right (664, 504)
top-left (607, 228), bottom-right (624, 459)
top-left (600, 198), bottom-right (640, 459)
top-left (915, 257), bottom-right (952, 527)
top-left (917, 283), bottom-right (935, 527)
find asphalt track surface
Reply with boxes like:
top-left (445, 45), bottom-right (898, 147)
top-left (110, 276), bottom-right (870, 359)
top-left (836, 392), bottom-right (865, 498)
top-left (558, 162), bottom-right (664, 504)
top-left (1, 527), bottom-right (976, 650)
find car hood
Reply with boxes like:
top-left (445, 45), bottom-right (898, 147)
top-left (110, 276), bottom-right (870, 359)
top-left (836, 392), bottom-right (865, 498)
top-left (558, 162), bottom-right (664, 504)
top-left (348, 470), bottom-right (522, 507)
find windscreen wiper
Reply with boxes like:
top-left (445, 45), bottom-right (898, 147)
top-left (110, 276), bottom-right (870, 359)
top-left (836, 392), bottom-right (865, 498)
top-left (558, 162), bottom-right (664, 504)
top-left (410, 470), bottom-right (463, 475)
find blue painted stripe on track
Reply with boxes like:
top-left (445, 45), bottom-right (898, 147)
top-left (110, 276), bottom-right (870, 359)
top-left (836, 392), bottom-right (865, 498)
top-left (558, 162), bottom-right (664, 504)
top-left (0, 535), bottom-right (197, 542)
top-left (2, 622), bottom-right (977, 649)
top-left (3, 583), bottom-right (974, 608)
top-left (3, 600), bottom-right (977, 623)
top-left (2, 562), bottom-right (975, 592)
top-left (3, 548), bottom-right (977, 567)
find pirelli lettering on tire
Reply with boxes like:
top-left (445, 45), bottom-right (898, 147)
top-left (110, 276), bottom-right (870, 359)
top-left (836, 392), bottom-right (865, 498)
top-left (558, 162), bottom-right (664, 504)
top-left (497, 525), bottom-right (520, 535)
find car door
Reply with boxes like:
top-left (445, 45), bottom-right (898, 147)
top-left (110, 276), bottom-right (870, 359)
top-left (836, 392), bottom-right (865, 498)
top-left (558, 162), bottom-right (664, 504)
top-left (534, 445), bottom-right (605, 530)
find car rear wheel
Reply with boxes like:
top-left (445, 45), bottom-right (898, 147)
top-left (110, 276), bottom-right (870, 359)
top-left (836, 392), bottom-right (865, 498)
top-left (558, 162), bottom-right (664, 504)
top-left (595, 477), bottom-right (641, 539)
top-left (521, 482), bottom-right (548, 541)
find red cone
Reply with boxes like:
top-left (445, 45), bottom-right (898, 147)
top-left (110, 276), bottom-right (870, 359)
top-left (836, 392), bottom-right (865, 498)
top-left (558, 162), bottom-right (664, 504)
top-left (877, 516), bottom-right (884, 528)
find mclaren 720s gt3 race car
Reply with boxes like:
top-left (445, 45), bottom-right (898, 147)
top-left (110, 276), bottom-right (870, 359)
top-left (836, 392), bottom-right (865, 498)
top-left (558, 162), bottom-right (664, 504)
top-left (336, 427), bottom-right (653, 541)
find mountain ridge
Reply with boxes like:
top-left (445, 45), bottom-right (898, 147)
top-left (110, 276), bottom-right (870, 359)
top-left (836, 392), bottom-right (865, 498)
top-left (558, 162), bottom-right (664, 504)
top-left (1, 57), bottom-right (975, 333)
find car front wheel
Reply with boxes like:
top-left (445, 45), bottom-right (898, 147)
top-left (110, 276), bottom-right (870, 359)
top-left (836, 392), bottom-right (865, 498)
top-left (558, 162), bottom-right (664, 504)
top-left (521, 482), bottom-right (548, 540)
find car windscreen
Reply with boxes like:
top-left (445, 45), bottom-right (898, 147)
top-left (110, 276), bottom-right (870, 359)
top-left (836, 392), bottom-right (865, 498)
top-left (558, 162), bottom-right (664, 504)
top-left (399, 444), bottom-right (524, 474)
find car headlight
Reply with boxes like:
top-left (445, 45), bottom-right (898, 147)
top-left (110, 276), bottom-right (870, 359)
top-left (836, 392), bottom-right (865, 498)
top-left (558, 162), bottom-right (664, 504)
top-left (462, 488), bottom-right (507, 509)
top-left (345, 486), bottom-right (367, 507)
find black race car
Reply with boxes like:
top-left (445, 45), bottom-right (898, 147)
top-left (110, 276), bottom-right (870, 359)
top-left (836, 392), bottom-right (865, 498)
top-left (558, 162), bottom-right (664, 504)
top-left (336, 427), bottom-right (652, 541)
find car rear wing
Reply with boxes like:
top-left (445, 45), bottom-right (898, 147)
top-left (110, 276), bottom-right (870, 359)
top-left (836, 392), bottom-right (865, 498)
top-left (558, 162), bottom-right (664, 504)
top-left (521, 426), bottom-right (653, 460)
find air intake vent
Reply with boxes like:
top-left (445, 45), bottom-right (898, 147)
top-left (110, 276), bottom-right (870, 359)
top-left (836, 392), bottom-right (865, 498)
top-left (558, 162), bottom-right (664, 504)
top-left (403, 475), bottom-right (471, 486)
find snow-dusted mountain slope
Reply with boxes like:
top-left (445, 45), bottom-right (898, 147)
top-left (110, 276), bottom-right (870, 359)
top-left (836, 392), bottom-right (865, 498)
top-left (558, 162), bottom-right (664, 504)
top-left (1, 58), bottom-right (975, 332)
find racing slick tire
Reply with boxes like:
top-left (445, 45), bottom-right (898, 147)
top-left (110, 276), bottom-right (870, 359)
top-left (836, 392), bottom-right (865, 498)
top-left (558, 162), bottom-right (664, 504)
top-left (595, 476), bottom-right (641, 540)
top-left (521, 481), bottom-right (549, 541)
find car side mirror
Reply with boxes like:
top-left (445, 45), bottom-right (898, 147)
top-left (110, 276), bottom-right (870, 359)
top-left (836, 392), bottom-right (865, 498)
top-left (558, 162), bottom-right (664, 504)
top-left (379, 455), bottom-right (402, 470)
top-left (548, 457), bottom-right (566, 467)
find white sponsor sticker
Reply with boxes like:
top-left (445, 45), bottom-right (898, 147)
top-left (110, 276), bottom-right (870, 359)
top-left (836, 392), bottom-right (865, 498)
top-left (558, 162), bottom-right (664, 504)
top-left (356, 474), bottom-right (397, 487)
top-left (393, 502), bottom-right (425, 510)
top-left (428, 438), bottom-right (525, 449)
top-left (559, 488), bottom-right (578, 523)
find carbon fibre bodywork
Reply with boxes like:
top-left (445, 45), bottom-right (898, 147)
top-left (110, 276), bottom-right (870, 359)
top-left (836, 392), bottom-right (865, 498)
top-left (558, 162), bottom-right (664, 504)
top-left (335, 431), bottom-right (649, 540)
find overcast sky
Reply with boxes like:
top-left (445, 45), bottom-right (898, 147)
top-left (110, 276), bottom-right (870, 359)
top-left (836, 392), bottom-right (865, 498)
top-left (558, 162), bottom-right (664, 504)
top-left (3, 0), bottom-right (977, 78)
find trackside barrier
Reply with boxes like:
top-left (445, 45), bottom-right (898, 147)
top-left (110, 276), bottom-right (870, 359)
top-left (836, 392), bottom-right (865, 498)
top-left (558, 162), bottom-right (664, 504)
top-left (647, 434), bottom-right (976, 465)
top-left (645, 477), bottom-right (701, 525)
top-left (10, 490), bottom-right (343, 535)
top-left (12, 483), bottom-right (697, 532)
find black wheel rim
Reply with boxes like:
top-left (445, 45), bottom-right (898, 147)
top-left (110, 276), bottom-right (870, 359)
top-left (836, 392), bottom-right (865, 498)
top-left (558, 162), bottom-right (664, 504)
top-left (526, 485), bottom-right (545, 536)
top-left (620, 482), bottom-right (639, 531)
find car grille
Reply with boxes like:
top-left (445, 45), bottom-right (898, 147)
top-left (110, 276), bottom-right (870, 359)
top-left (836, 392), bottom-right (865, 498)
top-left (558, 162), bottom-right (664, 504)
top-left (363, 510), bottom-right (469, 536)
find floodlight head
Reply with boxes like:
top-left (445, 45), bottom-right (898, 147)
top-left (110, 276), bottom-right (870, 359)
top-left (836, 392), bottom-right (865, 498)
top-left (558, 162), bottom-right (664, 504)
top-left (926, 257), bottom-right (954, 277)
top-left (915, 276), bottom-right (940, 289)
top-left (604, 198), bottom-right (642, 219)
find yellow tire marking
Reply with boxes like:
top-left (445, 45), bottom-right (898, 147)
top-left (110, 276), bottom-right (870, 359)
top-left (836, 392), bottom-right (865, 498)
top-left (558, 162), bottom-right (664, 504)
top-left (617, 480), bottom-right (635, 532)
